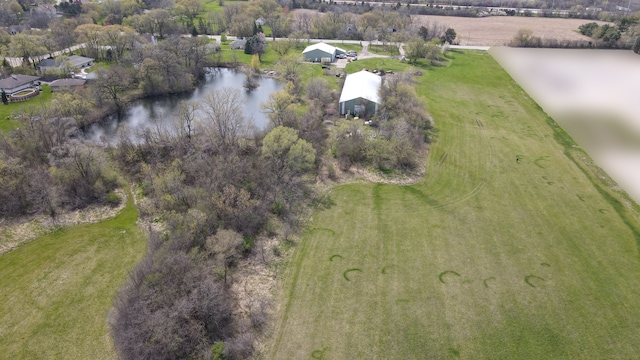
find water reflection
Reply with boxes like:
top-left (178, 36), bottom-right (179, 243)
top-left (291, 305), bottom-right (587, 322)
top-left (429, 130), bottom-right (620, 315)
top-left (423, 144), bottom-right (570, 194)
top-left (87, 68), bottom-right (282, 143)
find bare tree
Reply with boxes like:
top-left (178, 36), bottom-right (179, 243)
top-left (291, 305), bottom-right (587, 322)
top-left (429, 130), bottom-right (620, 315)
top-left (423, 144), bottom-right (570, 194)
top-left (206, 228), bottom-right (244, 283)
top-left (200, 88), bottom-right (251, 152)
top-left (177, 100), bottom-right (199, 141)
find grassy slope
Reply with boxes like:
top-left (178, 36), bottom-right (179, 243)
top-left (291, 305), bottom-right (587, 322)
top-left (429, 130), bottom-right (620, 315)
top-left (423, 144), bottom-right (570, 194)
top-left (0, 195), bottom-right (146, 359)
top-left (270, 51), bottom-right (640, 359)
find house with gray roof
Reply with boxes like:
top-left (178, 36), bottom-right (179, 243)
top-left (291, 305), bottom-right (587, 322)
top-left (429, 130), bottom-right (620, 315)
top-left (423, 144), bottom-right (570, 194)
top-left (230, 39), bottom-right (247, 50)
top-left (0, 74), bottom-right (41, 95)
top-left (302, 42), bottom-right (346, 63)
top-left (39, 55), bottom-right (94, 74)
top-left (50, 78), bottom-right (87, 91)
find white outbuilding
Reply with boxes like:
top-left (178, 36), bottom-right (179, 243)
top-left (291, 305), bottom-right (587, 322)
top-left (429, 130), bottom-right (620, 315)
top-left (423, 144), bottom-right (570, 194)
top-left (302, 42), bottom-right (346, 62)
top-left (339, 70), bottom-right (382, 116)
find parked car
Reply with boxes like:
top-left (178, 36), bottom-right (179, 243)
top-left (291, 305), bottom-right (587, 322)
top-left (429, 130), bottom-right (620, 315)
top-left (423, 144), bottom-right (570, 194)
top-left (336, 54), bottom-right (347, 59)
top-left (347, 50), bottom-right (357, 56)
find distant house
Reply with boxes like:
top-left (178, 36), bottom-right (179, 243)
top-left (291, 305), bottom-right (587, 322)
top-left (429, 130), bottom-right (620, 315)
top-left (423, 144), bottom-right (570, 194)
top-left (68, 55), bottom-right (94, 68)
top-left (50, 78), bottom-right (87, 91)
top-left (7, 25), bottom-right (29, 35)
top-left (339, 70), bottom-right (382, 116)
top-left (229, 39), bottom-right (247, 50)
top-left (39, 55), bottom-right (94, 74)
top-left (255, 17), bottom-right (266, 26)
top-left (302, 42), bottom-right (346, 63)
top-left (0, 74), bottom-right (41, 95)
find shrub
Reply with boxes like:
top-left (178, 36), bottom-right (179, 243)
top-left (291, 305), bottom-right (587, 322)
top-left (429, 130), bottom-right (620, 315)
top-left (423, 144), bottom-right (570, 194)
top-left (105, 191), bottom-right (120, 206)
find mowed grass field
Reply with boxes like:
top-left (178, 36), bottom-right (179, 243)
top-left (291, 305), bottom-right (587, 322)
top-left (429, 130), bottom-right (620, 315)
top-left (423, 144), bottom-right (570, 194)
top-left (0, 195), bottom-right (146, 359)
top-left (269, 51), bottom-right (640, 359)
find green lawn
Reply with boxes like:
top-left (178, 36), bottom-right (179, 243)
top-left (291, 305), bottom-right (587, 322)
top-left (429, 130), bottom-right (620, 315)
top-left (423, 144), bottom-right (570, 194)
top-left (335, 43), bottom-right (363, 52)
top-left (269, 51), bottom-right (640, 359)
top-left (202, 0), bottom-right (244, 13)
top-left (345, 57), bottom-right (416, 74)
top-left (368, 44), bottom-right (400, 56)
top-left (0, 194), bottom-right (146, 359)
top-left (84, 61), bottom-right (114, 73)
top-left (0, 84), bottom-right (52, 133)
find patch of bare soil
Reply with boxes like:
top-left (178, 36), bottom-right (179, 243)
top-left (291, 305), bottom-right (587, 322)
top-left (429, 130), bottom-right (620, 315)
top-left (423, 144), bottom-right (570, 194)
top-left (316, 157), bottom-right (427, 188)
top-left (0, 189), bottom-right (127, 255)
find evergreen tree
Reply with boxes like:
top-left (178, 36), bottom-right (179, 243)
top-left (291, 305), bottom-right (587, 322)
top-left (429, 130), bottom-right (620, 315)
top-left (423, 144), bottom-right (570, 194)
top-left (1, 90), bottom-right (8, 105)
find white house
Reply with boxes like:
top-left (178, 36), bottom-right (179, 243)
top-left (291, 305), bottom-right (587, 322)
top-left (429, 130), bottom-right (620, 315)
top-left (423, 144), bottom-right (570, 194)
top-left (339, 70), bottom-right (382, 116)
top-left (302, 42), bottom-right (346, 62)
top-left (0, 74), bottom-right (41, 95)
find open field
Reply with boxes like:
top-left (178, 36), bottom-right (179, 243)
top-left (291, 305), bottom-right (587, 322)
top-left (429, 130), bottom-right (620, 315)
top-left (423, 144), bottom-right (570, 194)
top-left (268, 51), bottom-right (640, 359)
top-left (414, 15), bottom-right (608, 46)
top-left (0, 194), bottom-right (146, 359)
top-left (491, 47), bottom-right (640, 204)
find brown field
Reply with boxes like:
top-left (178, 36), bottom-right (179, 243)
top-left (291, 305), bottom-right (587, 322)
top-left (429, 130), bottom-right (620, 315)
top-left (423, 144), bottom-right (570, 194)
top-left (414, 15), bottom-right (609, 46)
top-left (291, 9), bottom-right (608, 46)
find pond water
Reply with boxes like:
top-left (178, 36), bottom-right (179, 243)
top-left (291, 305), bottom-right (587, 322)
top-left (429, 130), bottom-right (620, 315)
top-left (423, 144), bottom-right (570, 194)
top-left (86, 68), bottom-right (282, 143)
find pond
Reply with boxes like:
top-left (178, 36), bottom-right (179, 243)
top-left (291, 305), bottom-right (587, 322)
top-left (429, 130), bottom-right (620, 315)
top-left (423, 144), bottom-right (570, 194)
top-left (86, 68), bottom-right (282, 143)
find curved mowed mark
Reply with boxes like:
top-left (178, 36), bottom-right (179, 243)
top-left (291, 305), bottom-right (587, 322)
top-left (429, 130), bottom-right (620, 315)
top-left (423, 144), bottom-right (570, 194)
top-left (598, 208), bottom-right (608, 214)
top-left (534, 156), bottom-right (550, 169)
top-left (396, 298), bottom-right (410, 304)
top-left (547, 182), bottom-right (554, 185)
top-left (438, 270), bottom-right (461, 284)
top-left (381, 265), bottom-right (395, 274)
top-left (483, 276), bottom-right (496, 288)
top-left (525, 275), bottom-right (545, 288)
top-left (438, 152), bottom-right (448, 165)
top-left (311, 347), bottom-right (328, 359)
top-left (343, 268), bottom-right (362, 281)
top-left (462, 279), bottom-right (473, 285)
top-left (577, 194), bottom-right (585, 202)
top-left (310, 227), bottom-right (336, 237)
top-left (329, 254), bottom-right (343, 262)
top-left (541, 262), bottom-right (551, 267)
